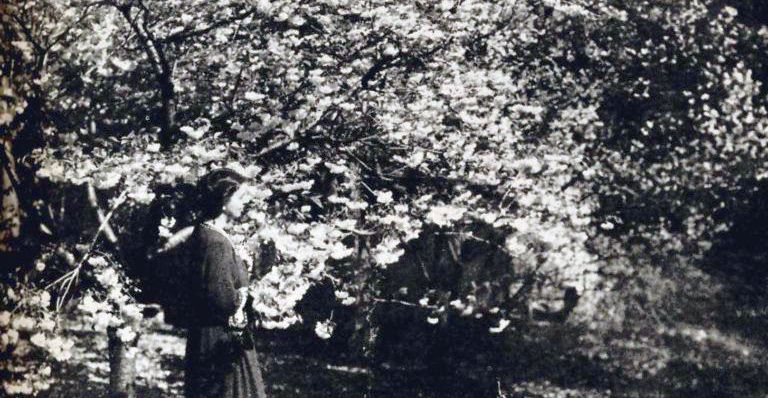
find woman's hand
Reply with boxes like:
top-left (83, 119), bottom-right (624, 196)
top-left (228, 287), bottom-right (258, 350)
top-left (227, 287), bottom-right (249, 330)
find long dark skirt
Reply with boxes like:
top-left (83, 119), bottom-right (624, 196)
top-left (184, 326), bottom-right (267, 398)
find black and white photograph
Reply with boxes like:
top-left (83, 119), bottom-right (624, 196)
top-left (2, 0), bottom-right (768, 396)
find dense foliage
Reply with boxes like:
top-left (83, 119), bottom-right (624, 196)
top-left (2, 0), bottom-right (768, 395)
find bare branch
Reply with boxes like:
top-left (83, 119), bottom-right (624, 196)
top-left (46, 188), bottom-right (128, 312)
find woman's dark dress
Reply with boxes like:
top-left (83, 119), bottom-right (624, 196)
top-left (184, 224), bottom-right (267, 398)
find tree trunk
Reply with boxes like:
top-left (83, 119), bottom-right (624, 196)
top-left (158, 75), bottom-right (176, 150)
top-left (345, 167), bottom-right (380, 362)
top-left (0, 139), bottom-right (20, 253)
top-left (107, 324), bottom-right (139, 398)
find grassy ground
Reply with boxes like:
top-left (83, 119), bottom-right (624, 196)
top-left (41, 321), bottom-right (607, 398)
top-left (43, 271), bottom-right (768, 398)
top-left (41, 315), bottom-right (767, 398)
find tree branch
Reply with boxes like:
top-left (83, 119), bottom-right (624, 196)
top-left (160, 9), bottom-right (256, 44)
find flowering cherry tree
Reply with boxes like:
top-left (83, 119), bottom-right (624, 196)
top-left (3, 0), bottom-right (768, 395)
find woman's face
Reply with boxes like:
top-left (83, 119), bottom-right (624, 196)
top-left (223, 184), bottom-right (249, 219)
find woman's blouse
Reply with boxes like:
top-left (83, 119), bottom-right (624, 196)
top-left (186, 222), bottom-right (249, 327)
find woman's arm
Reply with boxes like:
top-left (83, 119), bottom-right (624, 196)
top-left (198, 229), bottom-right (241, 324)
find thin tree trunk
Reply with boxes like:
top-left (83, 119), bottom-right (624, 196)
top-left (158, 75), bottom-right (176, 150)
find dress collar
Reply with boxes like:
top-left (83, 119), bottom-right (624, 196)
top-left (202, 220), bottom-right (251, 270)
top-left (203, 220), bottom-right (234, 245)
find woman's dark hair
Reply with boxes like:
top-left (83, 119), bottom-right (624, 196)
top-left (194, 167), bottom-right (249, 222)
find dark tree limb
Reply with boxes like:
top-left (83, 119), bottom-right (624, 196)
top-left (113, 0), bottom-right (177, 149)
top-left (159, 9), bottom-right (257, 44)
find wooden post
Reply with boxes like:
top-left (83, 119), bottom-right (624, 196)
top-left (107, 321), bottom-right (140, 398)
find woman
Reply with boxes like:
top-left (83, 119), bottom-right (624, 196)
top-left (184, 167), bottom-right (267, 398)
